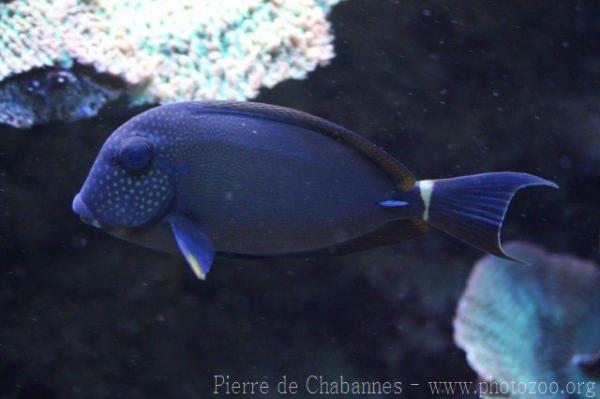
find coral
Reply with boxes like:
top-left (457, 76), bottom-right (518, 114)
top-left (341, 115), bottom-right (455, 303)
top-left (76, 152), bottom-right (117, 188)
top-left (1, 1), bottom-right (600, 397)
top-left (0, 68), bottom-right (122, 128)
top-left (0, 0), bottom-right (343, 128)
top-left (454, 242), bottom-right (600, 399)
top-left (0, 0), bottom-right (69, 79)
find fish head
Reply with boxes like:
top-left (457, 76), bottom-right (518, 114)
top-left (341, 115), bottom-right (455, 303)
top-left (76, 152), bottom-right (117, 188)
top-left (73, 127), bottom-right (176, 230)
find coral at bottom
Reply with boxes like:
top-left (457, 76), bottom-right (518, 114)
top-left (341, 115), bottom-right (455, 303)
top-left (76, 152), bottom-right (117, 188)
top-left (454, 242), bottom-right (600, 399)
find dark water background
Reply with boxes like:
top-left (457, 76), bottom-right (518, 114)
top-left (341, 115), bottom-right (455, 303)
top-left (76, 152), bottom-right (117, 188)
top-left (1, 1), bottom-right (599, 398)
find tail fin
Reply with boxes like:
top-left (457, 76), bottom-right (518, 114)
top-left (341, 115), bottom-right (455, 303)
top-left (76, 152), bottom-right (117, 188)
top-left (418, 172), bottom-right (557, 261)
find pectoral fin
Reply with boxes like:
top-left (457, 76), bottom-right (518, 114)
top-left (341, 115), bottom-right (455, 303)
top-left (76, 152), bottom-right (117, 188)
top-left (168, 214), bottom-right (215, 280)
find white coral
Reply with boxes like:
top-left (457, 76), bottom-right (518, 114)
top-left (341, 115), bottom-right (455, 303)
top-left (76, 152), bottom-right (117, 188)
top-left (0, 0), bottom-right (343, 104)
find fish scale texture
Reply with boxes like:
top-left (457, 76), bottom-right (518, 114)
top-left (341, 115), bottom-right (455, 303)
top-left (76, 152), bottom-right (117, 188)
top-left (453, 242), bottom-right (600, 399)
top-left (182, 101), bottom-right (416, 190)
top-left (120, 102), bottom-right (400, 255)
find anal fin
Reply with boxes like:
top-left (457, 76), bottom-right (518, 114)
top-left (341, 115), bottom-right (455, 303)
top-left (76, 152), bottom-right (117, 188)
top-left (299, 219), bottom-right (429, 257)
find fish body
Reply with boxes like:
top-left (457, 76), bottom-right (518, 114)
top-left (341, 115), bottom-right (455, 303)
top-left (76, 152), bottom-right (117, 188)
top-left (73, 101), bottom-right (557, 279)
top-left (156, 108), bottom-right (411, 255)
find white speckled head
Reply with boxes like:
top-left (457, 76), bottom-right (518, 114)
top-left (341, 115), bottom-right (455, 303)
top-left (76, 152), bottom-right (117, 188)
top-left (73, 119), bottom-right (177, 229)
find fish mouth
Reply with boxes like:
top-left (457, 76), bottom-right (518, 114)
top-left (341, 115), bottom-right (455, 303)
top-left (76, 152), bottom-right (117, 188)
top-left (72, 193), bottom-right (103, 229)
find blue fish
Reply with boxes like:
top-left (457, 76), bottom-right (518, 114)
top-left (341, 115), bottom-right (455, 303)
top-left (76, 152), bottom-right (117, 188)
top-left (72, 101), bottom-right (557, 279)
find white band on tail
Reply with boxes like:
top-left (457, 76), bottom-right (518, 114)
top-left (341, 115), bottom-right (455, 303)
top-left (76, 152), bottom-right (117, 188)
top-left (418, 180), bottom-right (434, 221)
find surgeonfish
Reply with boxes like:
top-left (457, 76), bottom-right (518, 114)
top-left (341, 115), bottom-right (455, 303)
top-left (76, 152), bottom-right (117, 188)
top-left (72, 101), bottom-right (557, 279)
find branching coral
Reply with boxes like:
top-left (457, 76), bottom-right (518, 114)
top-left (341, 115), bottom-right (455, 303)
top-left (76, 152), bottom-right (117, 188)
top-left (0, 0), bottom-right (344, 128)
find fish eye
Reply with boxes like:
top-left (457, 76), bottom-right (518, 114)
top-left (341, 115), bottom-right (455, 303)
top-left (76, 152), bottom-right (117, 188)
top-left (119, 137), bottom-right (154, 174)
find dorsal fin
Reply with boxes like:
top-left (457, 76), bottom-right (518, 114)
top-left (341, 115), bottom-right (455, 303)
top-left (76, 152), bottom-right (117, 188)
top-left (183, 101), bottom-right (416, 192)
